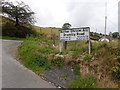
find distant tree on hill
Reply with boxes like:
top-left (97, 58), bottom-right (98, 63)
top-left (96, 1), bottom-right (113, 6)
top-left (112, 32), bottom-right (119, 38)
top-left (109, 32), bottom-right (112, 36)
top-left (62, 23), bottom-right (71, 29)
top-left (100, 33), bottom-right (102, 35)
top-left (62, 23), bottom-right (72, 50)
top-left (2, 0), bottom-right (35, 26)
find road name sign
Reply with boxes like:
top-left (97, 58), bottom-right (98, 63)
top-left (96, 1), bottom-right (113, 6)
top-left (59, 27), bottom-right (91, 54)
top-left (59, 27), bottom-right (90, 41)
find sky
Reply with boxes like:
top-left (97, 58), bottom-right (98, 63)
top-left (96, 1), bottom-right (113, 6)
top-left (9, 0), bottom-right (119, 34)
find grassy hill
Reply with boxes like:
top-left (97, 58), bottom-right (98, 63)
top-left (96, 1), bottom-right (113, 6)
top-left (19, 35), bottom-right (120, 88)
top-left (1, 16), bottom-right (120, 88)
top-left (1, 16), bottom-right (61, 38)
top-left (1, 16), bottom-right (37, 38)
top-left (1, 16), bottom-right (104, 40)
top-left (32, 25), bottom-right (61, 35)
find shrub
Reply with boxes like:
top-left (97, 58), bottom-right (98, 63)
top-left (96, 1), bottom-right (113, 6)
top-left (2, 22), bottom-right (37, 38)
top-left (69, 75), bottom-right (99, 88)
top-left (111, 62), bottom-right (120, 79)
top-left (113, 49), bottom-right (120, 56)
top-left (84, 55), bottom-right (93, 62)
top-left (72, 51), bottom-right (80, 59)
top-left (38, 47), bottom-right (54, 54)
top-left (51, 57), bottom-right (64, 67)
top-left (33, 54), bottom-right (49, 67)
top-left (92, 42), bottom-right (108, 54)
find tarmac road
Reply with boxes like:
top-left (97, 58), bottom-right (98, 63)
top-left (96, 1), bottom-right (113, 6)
top-left (2, 39), bottom-right (56, 88)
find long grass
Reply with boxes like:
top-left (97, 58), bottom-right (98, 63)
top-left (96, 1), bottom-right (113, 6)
top-left (69, 74), bottom-right (100, 88)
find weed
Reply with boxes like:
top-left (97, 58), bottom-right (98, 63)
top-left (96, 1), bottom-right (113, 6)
top-left (69, 75), bottom-right (100, 88)
top-left (84, 54), bottom-right (93, 62)
top-left (61, 73), bottom-right (69, 79)
top-left (51, 57), bottom-right (64, 67)
top-left (111, 62), bottom-right (120, 79)
top-left (72, 63), bottom-right (80, 76)
top-left (38, 47), bottom-right (54, 55)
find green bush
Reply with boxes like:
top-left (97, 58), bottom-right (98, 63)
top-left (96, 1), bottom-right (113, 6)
top-left (38, 47), bottom-right (54, 54)
top-left (51, 57), bottom-right (64, 67)
top-left (111, 62), bottom-right (120, 79)
top-left (84, 55), bottom-right (92, 62)
top-left (2, 22), bottom-right (37, 38)
top-left (72, 51), bottom-right (80, 59)
top-left (33, 54), bottom-right (48, 67)
top-left (69, 75), bottom-right (99, 88)
top-left (92, 42), bottom-right (108, 54)
top-left (113, 48), bottom-right (120, 56)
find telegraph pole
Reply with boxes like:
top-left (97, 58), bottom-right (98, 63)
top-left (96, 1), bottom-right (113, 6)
top-left (105, 0), bottom-right (107, 37)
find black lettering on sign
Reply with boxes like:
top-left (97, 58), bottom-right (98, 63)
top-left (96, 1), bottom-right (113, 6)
top-left (77, 33), bottom-right (85, 35)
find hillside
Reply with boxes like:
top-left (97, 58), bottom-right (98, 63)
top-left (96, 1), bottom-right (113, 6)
top-left (1, 16), bottom-right (61, 38)
top-left (1, 16), bottom-right (120, 88)
top-left (1, 16), bottom-right (105, 41)
top-left (1, 16), bottom-right (37, 38)
top-left (18, 35), bottom-right (120, 88)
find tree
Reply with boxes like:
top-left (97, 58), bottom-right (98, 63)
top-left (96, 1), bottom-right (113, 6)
top-left (2, 0), bottom-right (35, 26)
top-left (62, 23), bottom-right (71, 29)
top-left (62, 23), bottom-right (72, 50)
top-left (112, 32), bottom-right (119, 38)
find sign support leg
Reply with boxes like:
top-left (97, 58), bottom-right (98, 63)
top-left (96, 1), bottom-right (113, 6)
top-left (64, 41), bottom-right (67, 50)
top-left (59, 42), bottom-right (62, 53)
top-left (88, 40), bottom-right (91, 54)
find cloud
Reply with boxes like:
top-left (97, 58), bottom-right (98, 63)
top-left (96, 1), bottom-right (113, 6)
top-left (9, 0), bottom-right (119, 34)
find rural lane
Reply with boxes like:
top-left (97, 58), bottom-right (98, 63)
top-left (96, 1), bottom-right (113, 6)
top-left (2, 39), bottom-right (56, 88)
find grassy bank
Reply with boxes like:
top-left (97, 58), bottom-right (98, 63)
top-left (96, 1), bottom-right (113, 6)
top-left (18, 36), bottom-right (60, 74)
top-left (18, 35), bottom-right (120, 88)
top-left (69, 74), bottom-right (100, 88)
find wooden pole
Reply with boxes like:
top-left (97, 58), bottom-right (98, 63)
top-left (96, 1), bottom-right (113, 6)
top-left (53, 34), bottom-right (56, 46)
top-left (64, 41), bottom-right (67, 50)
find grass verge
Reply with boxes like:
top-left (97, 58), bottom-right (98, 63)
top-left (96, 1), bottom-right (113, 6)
top-left (0, 36), bottom-right (25, 40)
top-left (69, 74), bottom-right (101, 88)
top-left (18, 36), bottom-right (60, 74)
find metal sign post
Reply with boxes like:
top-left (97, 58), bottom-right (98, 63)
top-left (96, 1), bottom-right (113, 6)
top-left (88, 28), bottom-right (91, 54)
top-left (59, 42), bottom-right (62, 53)
top-left (88, 39), bottom-right (91, 54)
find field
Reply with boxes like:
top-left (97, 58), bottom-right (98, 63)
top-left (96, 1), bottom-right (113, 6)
top-left (32, 25), bottom-right (61, 35)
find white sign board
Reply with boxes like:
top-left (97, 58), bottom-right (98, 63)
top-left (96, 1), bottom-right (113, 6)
top-left (59, 27), bottom-right (90, 41)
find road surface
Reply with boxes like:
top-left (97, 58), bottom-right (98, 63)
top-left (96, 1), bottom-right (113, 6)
top-left (2, 39), bottom-right (56, 88)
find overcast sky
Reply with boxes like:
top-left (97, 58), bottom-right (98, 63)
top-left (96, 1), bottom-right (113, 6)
top-left (10, 0), bottom-right (119, 34)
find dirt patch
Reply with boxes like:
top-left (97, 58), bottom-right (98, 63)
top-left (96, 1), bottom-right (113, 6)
top-left (41, 65), bottom-right (78, 88)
